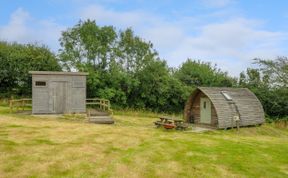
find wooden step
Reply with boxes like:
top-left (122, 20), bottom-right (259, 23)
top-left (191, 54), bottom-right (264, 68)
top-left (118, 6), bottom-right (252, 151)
top-left (89, 116), bottom-right (114, 124)
top-left (87, 109), bottom-right (110, 116)
top-left (89, 110), bottom-right (110, 116)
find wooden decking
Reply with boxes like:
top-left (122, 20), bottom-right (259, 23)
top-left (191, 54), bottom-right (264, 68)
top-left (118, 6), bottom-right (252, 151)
top-left (86, 98), bottom-right (113, 115)
top-left (86, 98), bottom-right (114, 124)
top-left (87, 109), bottom-right (114, 124)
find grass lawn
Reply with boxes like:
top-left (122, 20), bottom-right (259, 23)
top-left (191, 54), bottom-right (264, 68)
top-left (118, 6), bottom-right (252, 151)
top-left (0, 106), bottom-right (287, 178)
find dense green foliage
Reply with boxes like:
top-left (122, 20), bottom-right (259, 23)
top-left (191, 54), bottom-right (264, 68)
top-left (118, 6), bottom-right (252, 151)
top-left (0, 19), bottom-right (287, 117)
top-left (174, 59), bottom-right (236, 87)
top-left (239, 57), bottom-right (288, 117)
top-left (0, 42), bottom-right (61, 97)
top-left (59, 20), bottom-right (234, 113)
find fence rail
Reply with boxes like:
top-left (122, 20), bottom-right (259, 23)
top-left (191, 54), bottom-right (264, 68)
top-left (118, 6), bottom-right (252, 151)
top-left (86, 98), bottom-right (113, 114)
top-left (9, 98), bottom-right (32, 113)
top-left (9, 98), bottom-right (112, 114)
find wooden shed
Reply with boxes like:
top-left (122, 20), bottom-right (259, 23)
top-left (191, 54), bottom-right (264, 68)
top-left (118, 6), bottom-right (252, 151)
top-left (184, 87), bottom-right (265, 129)
top-left (29, 71), bottom-right (88, 114)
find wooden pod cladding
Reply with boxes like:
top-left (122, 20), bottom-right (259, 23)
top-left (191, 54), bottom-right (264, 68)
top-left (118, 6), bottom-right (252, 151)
top-left (184, 87), bottom-right (265, 129)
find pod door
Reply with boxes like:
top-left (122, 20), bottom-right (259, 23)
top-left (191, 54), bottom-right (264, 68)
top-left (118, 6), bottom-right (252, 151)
top-left (200, 97), bottom-right (211, 124)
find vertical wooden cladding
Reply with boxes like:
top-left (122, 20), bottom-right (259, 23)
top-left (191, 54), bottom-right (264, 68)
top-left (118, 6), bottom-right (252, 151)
top-left (70, 76), bottom-right (86, 112)
top-left (185, 89), bottom-right (217, 128)
top-left (184, 87), bottom-right (265, 129)
top-left (29, 71), bottom-right (88, 114)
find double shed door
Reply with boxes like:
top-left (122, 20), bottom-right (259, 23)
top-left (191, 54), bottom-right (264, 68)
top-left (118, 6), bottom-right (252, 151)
top-left (50, 81), bottom-right (67, 114)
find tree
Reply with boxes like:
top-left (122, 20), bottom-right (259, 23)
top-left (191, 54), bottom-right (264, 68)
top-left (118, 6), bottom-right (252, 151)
top-left (253, 57), bottom-right (288, 88)
top-left (0, 41), bottom-right (61, 97)
top-left (59, 20), bottom-right (117, 71)
top-left (239, 57), bottom-right (288, 118)
top-left (59, 20), bottom-right (166, 111)
top-left (117, 28), bottom-right (158, 73)
top-left (174, 59), bottom-right (235, 87)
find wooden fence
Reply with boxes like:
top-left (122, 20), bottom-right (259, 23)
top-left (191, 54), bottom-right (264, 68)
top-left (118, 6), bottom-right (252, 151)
top-left (9, 98), bottom-right (32, 113)
top-left (86, 98), bottom-right (113, 114)
top-left (9, 98), bottom-right (112, 114)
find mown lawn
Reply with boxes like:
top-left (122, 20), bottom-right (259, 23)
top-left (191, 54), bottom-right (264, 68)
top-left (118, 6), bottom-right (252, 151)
top-left (0, 106), bottom-right (287, 178)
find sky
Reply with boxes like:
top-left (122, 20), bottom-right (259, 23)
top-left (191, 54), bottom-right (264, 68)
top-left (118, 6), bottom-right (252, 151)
top-left (1, 0), bottom-right (288, 76)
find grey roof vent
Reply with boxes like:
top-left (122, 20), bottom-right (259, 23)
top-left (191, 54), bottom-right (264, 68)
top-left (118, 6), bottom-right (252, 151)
top-left (221, 91), bottom-right (232, 101)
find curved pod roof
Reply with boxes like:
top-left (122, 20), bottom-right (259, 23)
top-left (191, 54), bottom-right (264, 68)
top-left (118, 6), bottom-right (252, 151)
top-left (185, 87), bottom-right (265, 129)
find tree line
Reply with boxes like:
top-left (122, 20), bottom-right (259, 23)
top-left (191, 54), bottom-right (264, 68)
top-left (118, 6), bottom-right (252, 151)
top-left (0, 20), bottom-right (287, 118)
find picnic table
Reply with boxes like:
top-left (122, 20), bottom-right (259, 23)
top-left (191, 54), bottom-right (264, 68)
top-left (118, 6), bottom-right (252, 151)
top-left (174, 119), bottom-right (184, 125)
top-left (154, 117), bottom-right (189, 130)
top-left (154, 116), bottom-right (172, 128)
top-left (159, 116), bottom-right (174, 123)
top-left (174, 119), bottom-right (189, 130)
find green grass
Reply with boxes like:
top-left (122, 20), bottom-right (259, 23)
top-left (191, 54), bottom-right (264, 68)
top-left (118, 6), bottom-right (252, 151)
top-left (0, 106), bottom-right (287, 178)
top-left (113, 108), bottom-right (183, 119)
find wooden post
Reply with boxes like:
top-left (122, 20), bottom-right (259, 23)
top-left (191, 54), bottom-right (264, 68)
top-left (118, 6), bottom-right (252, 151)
top-left (16, 100), bottom-right (19, 112)
top-left (9, 96), bottom-right (13, 113)
top-left (104, 100), bottom-right (106, 111)
top-left (22, 99), bottom-right (25, 111)
top-left (236, 120), bottom-right (240, 131)
top-left (87, 109), bottom-right (90, 117)
top-left (233, 115), bottom-right (240, 132)
top-left (9, 99), bottom-right (13, 113)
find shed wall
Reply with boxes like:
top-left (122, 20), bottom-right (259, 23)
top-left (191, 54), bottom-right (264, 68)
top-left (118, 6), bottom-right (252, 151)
top-left (32, 74), bottom-right (86, 114)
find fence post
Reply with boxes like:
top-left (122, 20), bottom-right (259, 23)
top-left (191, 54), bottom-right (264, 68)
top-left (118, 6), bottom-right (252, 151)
top-left (9, 100), bottom-right (12, 113)
top-left (22, 99), bottom-right (25, 111)
top-left (101, 100), bottom-right (103, 111)
top-left (9, 96), bottom-right (14, 113)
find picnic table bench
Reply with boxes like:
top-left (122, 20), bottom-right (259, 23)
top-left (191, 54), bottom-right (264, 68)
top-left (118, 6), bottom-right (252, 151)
top-left (174, 119), bottom-right (189, 130)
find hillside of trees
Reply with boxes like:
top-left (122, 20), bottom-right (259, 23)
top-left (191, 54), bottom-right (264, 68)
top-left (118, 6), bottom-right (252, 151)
top-left (0, 20), bottom-right (287, 118)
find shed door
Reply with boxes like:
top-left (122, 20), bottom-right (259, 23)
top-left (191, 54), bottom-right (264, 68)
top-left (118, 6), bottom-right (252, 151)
top-left (200, 97), bottom-right (211, 124)
top-left (50, 82), bottom-right (67, 114)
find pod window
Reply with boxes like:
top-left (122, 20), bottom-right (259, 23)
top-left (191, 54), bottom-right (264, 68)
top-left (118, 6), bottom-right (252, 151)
top-left (221, 91), bottom-right (232, 101)
top-left (35, 81), bottom-right (46, 87)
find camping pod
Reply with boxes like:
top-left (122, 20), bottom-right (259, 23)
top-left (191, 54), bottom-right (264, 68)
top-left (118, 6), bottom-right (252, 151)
top-left (184, 87), bottom-right (265, 129)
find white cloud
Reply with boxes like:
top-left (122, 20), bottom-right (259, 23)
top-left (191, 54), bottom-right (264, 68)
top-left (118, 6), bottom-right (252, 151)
top-left (166, 18), bottom-right (286, 75)
top-left (80, 5), bottom-right (151, 29)
top-left (0, 8), bottom-right (31, 42)
top-left (79, 4), bottom-right (287, 76)
top-left (1, 5), bottom-right (287, 76)
top-left (0, 8), bottom-right (64, 51)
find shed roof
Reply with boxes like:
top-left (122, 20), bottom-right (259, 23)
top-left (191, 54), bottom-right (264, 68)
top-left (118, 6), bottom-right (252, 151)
top-left (190, 87), bottom-right (265, 128)
top-left (29, 71), bottom-right (88, 76)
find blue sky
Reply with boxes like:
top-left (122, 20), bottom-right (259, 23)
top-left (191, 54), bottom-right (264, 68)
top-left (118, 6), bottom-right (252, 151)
top-left (1, 0), bottom-right (288, 76)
